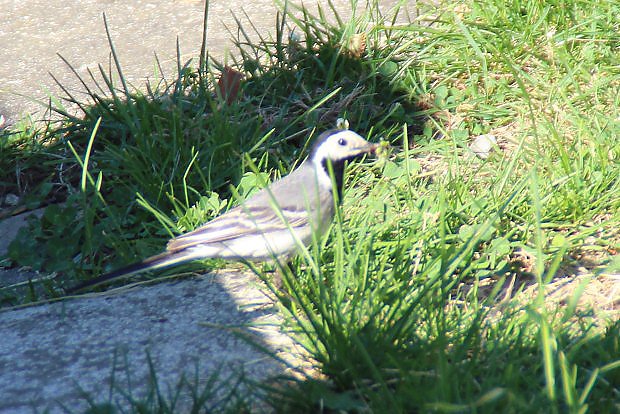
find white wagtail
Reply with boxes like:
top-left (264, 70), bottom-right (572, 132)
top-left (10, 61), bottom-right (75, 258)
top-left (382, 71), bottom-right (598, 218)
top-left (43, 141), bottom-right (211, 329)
top-left (69, 129), bottom-right (377, 292)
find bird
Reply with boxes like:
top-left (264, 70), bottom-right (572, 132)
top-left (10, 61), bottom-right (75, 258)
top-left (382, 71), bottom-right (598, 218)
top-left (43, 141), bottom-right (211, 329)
top-left (68, 129), bottom-right (378, 292)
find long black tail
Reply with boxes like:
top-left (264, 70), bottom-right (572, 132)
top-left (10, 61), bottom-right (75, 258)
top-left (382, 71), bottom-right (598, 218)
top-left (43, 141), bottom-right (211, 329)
top-left (67, 250), bottom-right (194, 293)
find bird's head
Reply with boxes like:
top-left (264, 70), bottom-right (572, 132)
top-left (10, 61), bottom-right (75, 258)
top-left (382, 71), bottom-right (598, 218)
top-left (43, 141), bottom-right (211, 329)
top-left (310, 129), bottom-right (378, 164)
top-left (309, 129), bottom-right (377, 195)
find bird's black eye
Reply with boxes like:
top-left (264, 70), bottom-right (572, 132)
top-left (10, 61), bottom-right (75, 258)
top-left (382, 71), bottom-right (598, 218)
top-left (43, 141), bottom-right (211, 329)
top-left (338, 138), bottom-right (347, 146)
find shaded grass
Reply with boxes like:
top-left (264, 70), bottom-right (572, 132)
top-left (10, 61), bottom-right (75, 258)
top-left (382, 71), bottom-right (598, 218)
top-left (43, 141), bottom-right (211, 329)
top-left (0, 0), bottom-right (618, 412)
top-left (72, 351), bottom-right (255, 413)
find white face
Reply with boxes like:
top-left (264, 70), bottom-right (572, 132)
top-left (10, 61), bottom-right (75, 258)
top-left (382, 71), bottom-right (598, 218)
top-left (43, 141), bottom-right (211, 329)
top-left (312, 130), bottom-right (376, 162)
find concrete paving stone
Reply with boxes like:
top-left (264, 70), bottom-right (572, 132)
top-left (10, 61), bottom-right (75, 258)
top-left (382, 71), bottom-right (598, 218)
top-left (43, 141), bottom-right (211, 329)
top-left (0, 270), bottom-right (297, 413)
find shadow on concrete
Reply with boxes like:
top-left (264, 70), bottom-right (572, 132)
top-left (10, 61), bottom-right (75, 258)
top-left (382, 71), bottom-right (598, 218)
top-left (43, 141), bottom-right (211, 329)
top-left (0, 270), bottom-right (294, 412)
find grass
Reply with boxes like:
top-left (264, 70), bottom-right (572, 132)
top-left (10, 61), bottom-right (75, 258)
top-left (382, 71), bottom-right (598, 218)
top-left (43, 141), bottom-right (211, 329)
top-left (69, 353), bottom-right (255, 413)
top-left (1, 0), bottom-right (619, 412)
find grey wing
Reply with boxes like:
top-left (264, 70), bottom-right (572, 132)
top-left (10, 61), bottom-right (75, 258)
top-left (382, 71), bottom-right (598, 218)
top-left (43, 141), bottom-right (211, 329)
top-left (166, 163), bottom-right (332, 253)
top-left (166, 197), bottom-right (313, 253)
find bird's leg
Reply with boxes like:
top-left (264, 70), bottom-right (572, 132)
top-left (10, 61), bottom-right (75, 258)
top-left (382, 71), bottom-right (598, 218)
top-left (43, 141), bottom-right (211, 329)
top-left (272, 260), bottom-right (292, 291)
top-left (255, 260), bottom-right (289, 292)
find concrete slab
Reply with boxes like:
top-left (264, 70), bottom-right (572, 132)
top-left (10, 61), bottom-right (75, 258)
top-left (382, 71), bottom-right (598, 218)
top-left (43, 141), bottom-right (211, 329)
top-left (0, 0), bottom-right (411, 126)
top-left (0, 270), bottom-right (296, 413)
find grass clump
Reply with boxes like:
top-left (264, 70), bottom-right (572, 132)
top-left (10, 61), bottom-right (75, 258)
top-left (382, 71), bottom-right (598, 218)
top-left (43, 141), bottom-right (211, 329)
top-left (0, 2), bottom-right (421, 302)
top-left (0, 0), bottom-right (618, 412)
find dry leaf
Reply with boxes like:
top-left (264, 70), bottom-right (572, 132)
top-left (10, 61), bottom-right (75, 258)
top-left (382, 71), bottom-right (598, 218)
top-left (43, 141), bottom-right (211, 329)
top-left (217, 66), bottom-right (244, 105)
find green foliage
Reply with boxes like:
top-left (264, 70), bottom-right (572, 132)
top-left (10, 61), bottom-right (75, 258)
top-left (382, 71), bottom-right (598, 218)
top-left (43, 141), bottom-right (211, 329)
top-left (268, 131), bottom-right (618, 412)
